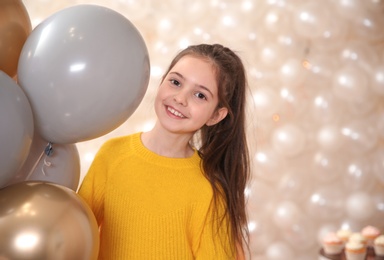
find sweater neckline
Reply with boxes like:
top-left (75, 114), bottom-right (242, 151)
top-left (131, 132), bottom-right (201, 168)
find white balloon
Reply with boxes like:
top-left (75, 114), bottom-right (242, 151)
top-left (262, 6), bottom-right (292, 35)
top-left (311, 151), bottom-right (345, 183)
top-left (316, 125), bottom-right (344, 152)
top-left (252, 87), bottom-right (281, 119)
top-left (371, 65), bottom-right (384, 96)
top-left (253, 146), bottom-right (287, 182)
top-left (346, 192), bottom-right (375, 221)
top-left (266, 241), bottom-right (295, 260)
top-left (304, 54), bottom-right (339, 83)
top-left (309, 90), bottom-right (344, 125)
top-left (371, 184), bottom-right (384, 226)
top-left (306, 185), bottom-right (345, 221)
top-left (279, 58), bottom-right (307, 86)
top-left (332, 0), bottom-right (366, 20)
top-left (352, 9), bottom-right (384, 42)
top-left (247, 179), bottom-right (276, 214)
top-left (372, 147), bottom-right (384, 184)
top-left (292, 1), bottom-right (330, 39)
top-left (248, 215), bottom-right (278, 254)
top-left (310, 13), bottom-right (349, 52)
top-left (343, 157), bottom-right (375, 193)
top-left (339, 40), bottom-right (379, 70)
top-left (259, 43), bottom-right (285, 68)
top-left (277, 168), bottom-right (311, 202)
top-left (153, 12), bottom-right (187, 43)
top-left (273, 201), bottom-right (301, 229)
top-left (282, 216), bottom-right (316, 251)
top-left (271, 124), bottom-right (306, 157)
top-left (377, 112), bottom-right (384, 140)
top-left (341, 120), bottom-right (378, 155)
top-left (279, 87), bottom-right (309, 119)
top-left (332, 65), bottom-right (370, 103)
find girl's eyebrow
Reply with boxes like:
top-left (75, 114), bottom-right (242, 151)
top-left (169, 71), bottom-right (214, 97)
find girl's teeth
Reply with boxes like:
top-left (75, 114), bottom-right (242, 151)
top-left (168, 107), bottom-right (184, 118)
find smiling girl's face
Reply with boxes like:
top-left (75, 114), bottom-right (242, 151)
top-left (154, 55), bottom-right (228, 136)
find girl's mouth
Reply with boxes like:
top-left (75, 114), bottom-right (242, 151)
top-left (167, 106), bottom-right (185, 118)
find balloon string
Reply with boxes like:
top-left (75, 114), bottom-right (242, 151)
top-left (42, 156), bottom-right (52, 176)
top-left (25, 142), bottom-right (54, 180)
top-left (42, 142), bottom-right (53, 176)
top-left (25, 150), bottom-right (45, 180)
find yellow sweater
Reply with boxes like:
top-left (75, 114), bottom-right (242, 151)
top-left (78, 133), bottom-right (234, 259)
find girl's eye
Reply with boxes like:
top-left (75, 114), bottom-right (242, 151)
top-left (195, 92), bottom-right (207, 100)
top-left (170, 79), bottom-right (181, 87)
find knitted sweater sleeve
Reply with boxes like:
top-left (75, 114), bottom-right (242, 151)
top-left (78, 141), bottom-right (112, 226)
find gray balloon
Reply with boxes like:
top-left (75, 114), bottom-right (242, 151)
top-left (17, 4), bottom-right (150, 144)
top-left (6, 131), bottom-right (81, 191)
top-left (0, 181), bottom-right (99, 260)
top-left (0, 71), bottom-right (34, 188)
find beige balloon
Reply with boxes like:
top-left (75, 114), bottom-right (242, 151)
top-left (0, 182), bottom-right (99, 260)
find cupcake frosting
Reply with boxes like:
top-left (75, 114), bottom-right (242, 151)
top-left (324, 232), bottom-right (343, 244)
top-left (345, 240), bottom-right (366, 253)
top-left (375, 235), bottom-right (384, 246)
top-left (349, 232), bottom-right (367, 245)
top-left (336, 229), bottom-right (352, 242)
top-left (361, 225), bottom-right (380, 238)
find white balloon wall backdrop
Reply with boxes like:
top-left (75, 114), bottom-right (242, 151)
top-left (19, 0), bottom-right (384, 259)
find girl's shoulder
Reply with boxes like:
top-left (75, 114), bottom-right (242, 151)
top-left (98, 132), bottom-right (140, 154)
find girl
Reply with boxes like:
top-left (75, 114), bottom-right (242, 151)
top-left (78, 43), bottom-right (250, 259)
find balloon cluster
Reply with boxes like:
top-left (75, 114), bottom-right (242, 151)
top-left (0, 1), bottom-right (150, 259)
top-left (13, 0), bottom-right (384, 259)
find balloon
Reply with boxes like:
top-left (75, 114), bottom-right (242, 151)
top-left (0, 71), bottom-right (34, 188)
top-left (308, 89), bottom-right (344, 125)
top-left (282, 216), bottom-right (316, 251)
top-left (272, 201), bottom-right (301, 229)
top-left (271, 124), bottom-right (306, 157)
top-left (277, 169), bottom-right (311, 202)
top-left (372, 147), bottom-right (384, 184)
top-left (248, 215), bottom-right (278, 254)
top-left (342, 157), bottom-right (375, 192)
top-left (6, 131), bottom-right (80, 191)
top-left (371, 65), bottom-right (384, 96)
top-left (316, 125), bottom-right (344, 152)
top-left (311, 151), bottom-right (345, 186)
top-left (265, 241), bottom-right (295, 259)
top-left (346, 192), bottom-right (375, 221)
top-left (306, 185), bottom-right (345, 221)
top-left (0, 0), bottom-right (32, 78)
top-left (292, 1), bottom-right (330, 39)
top-left (18, 4), bottom-right (150, 144)
top-left (252, 87), bottom-right (281, 120)
top-left (340, 120), bottom-right (378, 155)
top-left (279, 58), bottom-right (307, 86)
top-left (253, 146), bottom-right (287, 182)
top-left (0, 181), bottom-right (99, 259)
top-left (332, 64), bottom-right (370, 103)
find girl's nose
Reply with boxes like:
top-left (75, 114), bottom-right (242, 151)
top-left (174, 89), bottom-right (188, 106)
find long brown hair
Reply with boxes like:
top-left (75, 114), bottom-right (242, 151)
top-left (162, 44), bottom-right (250, 257)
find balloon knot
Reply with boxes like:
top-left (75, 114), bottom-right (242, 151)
top-left (44, 142), bottom-right (54, 156)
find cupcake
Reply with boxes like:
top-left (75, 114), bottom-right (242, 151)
top-left (344, 241), bottom-right (367, 260)
top-left (361, 225), bottom-right (381, 246)
top-left (374, 235), bottom-right (384, 256)
top-left (322, 232), bottom-right (344, 255)
top-left (348, 232), bottom-right (367, 246)
top-left (336, 228), bottom-right (352, 244)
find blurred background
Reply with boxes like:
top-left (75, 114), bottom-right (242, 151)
top-left (3, 0), bottom-right (384, 258)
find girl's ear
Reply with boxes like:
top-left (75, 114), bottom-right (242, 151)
top-left (206, 107), bottom-right (228, 126)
